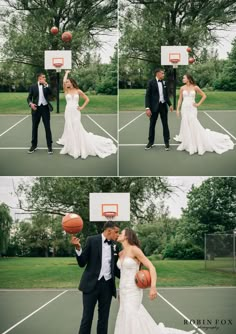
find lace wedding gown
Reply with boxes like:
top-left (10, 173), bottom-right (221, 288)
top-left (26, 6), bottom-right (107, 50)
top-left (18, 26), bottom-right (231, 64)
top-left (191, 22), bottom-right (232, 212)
top-left (174, 90), bottom-right (234, 155)
top-left (57, 94), bottom-right (117, 159)
top-left (114, 257), bottom-right (195, 334)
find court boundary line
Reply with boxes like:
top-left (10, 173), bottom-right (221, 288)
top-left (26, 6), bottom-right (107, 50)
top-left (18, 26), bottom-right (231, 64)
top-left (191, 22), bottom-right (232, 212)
top-left (158, 292), bottom-right (206, 334)
top-left (0, 147), bottom-right (62, 150)
top-left (0, 115), bottom-right (29, 138)
top-left (119, 112), bottom-right (145, 132)
top-left (203, 111), bottom-right (236, 140)
top-left (119, 144), bottom-right (179, 146)
top-left (86, 115), bottom-right (118, 143)
top-left (1, 290), bottom-right (68, 334)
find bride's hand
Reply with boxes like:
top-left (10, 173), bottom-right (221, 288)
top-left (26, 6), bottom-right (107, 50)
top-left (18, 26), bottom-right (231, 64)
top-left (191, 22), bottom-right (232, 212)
top-left (149, 286), bottom-right (157, 300)
top-left (193, 103), bottom-right (199, 107)
top-left (77, 106), bottom-right (81, 111)
top-left (176, 110), bottom-right (180, 117)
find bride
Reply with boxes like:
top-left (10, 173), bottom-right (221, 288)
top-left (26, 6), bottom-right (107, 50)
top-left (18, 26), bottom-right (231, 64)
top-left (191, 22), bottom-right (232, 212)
top-left (115, 228), bottom-right (195, 334)
top-left (57, 70), bottom-right (117, 159)
top-left (174, 74), bottom-right (234, 155)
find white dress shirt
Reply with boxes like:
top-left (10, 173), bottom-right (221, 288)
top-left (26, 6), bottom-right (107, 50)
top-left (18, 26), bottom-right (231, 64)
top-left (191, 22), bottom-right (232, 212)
top-left (75, 233), bottom-right (112, 281)
top-left (156, 79), bottom-right (165, 103)
top-left (38, 82), bottom-right (48, 106)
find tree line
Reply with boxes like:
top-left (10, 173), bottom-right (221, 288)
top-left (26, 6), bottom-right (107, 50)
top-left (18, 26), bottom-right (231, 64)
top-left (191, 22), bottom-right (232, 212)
top-left (1, 177), bottom-right (235, 259)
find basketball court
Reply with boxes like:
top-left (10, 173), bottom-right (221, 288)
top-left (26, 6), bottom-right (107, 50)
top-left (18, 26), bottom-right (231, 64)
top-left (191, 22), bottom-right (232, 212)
top-left (0, 287), bottom-right (235, 334)
top-left (0, 114), bottom-right (117, 176)
top-left (119, 110), bottom-right (236, 176)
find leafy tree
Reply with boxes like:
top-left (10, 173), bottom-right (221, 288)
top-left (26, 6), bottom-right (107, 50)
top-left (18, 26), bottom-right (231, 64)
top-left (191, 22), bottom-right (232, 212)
top-left (0, 203), bottom-right (13, 256)
top-left (119, 0), bottom-right (236, 91)
top-left (214, 38), bottom-right (236, 90)
top-left (16, 177), bottom-right (172, 240)
top-left (0, 0), bottom-right (117, 95)
top-left (177, 177), bottom-right (236, 247)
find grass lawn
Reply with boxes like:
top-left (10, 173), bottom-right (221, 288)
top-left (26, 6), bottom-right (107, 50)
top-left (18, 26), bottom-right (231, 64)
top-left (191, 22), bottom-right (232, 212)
top-left (0, 92), bottom-right (117, 114)
top-left (0, 257), bottom-right (235, 289)
top-left (119, 89), bottom-right (236, 111)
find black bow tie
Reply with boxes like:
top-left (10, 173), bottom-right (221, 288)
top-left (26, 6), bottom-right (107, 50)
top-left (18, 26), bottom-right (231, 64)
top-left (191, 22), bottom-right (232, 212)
top-left (158, 80), bottom-right (162, 82)
top-left (104, 239), bottom-right (112, 245)
top-left (39, 83), bottom-right (43, 86)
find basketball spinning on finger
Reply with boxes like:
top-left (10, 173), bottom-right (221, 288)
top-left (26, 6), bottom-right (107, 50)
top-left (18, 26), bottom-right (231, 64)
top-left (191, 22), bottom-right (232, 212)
top-left (62, 213), bottom-right (83, 234)
top-left (135, 269), bottom-right (151, 289)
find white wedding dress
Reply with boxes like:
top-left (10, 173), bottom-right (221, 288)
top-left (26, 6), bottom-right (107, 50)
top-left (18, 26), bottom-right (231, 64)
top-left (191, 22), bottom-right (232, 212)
top-left (57, 94), bottom-right (117, 159)
top-left (174, 90), bottom-right (234, 155)
top-left (114, 257), bottom-right (195, 334)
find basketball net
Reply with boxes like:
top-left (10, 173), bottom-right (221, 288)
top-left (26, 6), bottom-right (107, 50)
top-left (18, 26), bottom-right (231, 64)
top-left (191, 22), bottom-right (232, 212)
top-left (103, 211), bottom-right (116, 222)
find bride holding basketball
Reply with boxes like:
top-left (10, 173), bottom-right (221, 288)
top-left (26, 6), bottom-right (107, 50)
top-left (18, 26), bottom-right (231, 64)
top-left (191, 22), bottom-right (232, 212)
top-left (115, 228), bottom-right (194, 334)
top-left (57, 70), bottom-right (117, 159)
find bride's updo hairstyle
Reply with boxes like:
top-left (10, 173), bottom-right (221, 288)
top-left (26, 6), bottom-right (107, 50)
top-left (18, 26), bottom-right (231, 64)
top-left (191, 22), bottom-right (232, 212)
top-left (124, 228), bottom-right (141, 248)
top-left (69, 78), bottom-right (79, 89)
top-left (185, 73), bottom-right (195, 85)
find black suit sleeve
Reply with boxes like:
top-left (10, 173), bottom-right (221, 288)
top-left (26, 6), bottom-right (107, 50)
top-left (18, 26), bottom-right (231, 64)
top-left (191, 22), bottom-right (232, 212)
top-left (145, 80), bottom-right (152, 109)
top-left (27, 85), bottom-right (34, 106)
top-left (75, 237), bottom-right (91, 268)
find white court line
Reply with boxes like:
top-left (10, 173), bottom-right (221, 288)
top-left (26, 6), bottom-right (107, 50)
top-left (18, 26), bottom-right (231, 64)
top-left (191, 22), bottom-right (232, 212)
top-left (1, 290), bottom-right (67, 334)
top-left (158, 292), bottom-right (206, 334)
top-left (204, 112), bottom-right (236, 141)
top-left (119, 112), bottom-right (145, 132)
top-left (86, 115), bottom-right (118, 143)
top-left (0, 147), bottom-right (62, 150)
top-left (119, 144), bottom-right (179, 146)
top-left (0, 115), bottom-right (29, 138)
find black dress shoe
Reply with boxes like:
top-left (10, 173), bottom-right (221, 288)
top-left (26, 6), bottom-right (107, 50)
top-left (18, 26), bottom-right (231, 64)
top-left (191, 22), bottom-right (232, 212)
top-left (165, 142), bottom-right (170, 151)
top-left (28, 146), bottom-right (37, 154)
top-left (48, 147), bottom-right (53, 155)
top-left (145, 143), bottom-right (154, 150)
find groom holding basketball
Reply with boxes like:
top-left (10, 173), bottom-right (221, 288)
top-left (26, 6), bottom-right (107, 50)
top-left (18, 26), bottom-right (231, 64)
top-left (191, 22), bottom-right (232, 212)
top-left (145, 68), bottom-right (173, 151)
top-left (71, 221), bottom-right (120, 334)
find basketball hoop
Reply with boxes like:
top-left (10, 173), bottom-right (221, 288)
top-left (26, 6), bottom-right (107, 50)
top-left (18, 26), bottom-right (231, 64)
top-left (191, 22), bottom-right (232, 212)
top-left (169, 53), bottom-right (181, 68)
top-left (52, 58), bottom-right (64, 72)
top-left (103, 211), bottom-right (117, 221)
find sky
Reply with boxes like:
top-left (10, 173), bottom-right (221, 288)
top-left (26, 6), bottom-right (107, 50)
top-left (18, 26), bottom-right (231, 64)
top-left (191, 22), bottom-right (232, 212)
top-left (0, 177), bottom-right (209, 220)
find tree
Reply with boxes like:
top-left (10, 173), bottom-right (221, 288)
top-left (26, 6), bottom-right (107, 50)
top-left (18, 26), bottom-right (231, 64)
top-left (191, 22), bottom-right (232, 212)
top-left (0, 0), bottom-right (117, 95)
top-left (177, 177), bottom-right (236, 246)
top-left (16, 177), bottom-right (172, 239)
top-left (119, 0), bottom-right (236, 91)
top-left (0, 203), bottom-right (13, 256)
top-left (214, 38), bottom-right (236, 90)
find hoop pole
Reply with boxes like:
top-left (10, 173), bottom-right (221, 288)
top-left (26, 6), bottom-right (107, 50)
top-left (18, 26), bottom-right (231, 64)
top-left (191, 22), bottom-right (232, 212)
top-left (233, 231), bottom-right (235, 273)
top-left (56, 71), bottom-right (60, 114)
top-left (204, 234), bottom-right (206, 271)
top-left (173, 67), bottom-right (177, 110)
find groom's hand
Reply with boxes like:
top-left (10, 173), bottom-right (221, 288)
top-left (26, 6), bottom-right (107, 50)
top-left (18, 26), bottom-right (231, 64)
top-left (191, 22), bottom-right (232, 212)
top-left (146, 108), bottom-right (152, 117)
top-left (71, 236), bottom-right (81, 250)
top-left (169, 106), bottom-right (173, 112)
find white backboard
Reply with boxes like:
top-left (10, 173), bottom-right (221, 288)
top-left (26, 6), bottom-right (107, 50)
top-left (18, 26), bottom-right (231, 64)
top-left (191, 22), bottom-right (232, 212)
top-left (161, 46), bottom-right (189, 66)
top-left (89, 193), bottom-right (130, 222)
top-left (44, 50), bottom-right (72, 70)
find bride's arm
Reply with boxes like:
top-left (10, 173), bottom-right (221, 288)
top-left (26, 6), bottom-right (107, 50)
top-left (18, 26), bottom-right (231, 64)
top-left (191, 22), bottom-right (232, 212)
top-left (78, 89), bottom-right (90, 111)
top-left (176, 87), bottom-right (183, 117)
top-left (194, 86), bottom-right (206, 107)
top-left (132, 246), bottom-right (157, 300)
top-left (63, 70), bottom-right (70, 93)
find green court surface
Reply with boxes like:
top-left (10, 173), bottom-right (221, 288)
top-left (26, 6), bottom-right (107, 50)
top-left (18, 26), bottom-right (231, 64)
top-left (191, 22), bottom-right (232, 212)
top-left (0, 287), bottom-right (235, 334)
top-left (119, 110), bottom-right (236, 176)
top-left (0, 114), bottom-right (117, 176)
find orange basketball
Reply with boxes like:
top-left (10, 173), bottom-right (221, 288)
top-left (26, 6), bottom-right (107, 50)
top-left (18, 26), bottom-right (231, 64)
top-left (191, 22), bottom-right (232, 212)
top-left (189, 57), bottom-right (195, 64)
top-left (61, 31), bottom-right (72, 42)
top-left (50, 26), bottom-right (59, 35)
top-left (62, 213), bottom-right (83, 234)
top-left (135, 270), bottom-right (151, 289)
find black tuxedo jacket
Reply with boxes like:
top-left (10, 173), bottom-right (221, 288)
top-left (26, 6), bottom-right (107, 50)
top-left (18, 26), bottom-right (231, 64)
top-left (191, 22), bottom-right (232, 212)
top-left (145, 79), bottom-right (172, 113)
top-left (27, 84), bottom-right (53, 111)
top-left (76, 234), bottom-right (120, 298)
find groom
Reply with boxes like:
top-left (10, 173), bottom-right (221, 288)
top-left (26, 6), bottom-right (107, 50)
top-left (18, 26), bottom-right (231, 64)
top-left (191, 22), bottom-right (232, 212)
top-left (71, 221), bottom-right (120, 334)
top-left (27, 73), bottom-right (53, 154)
top-left (145, 68), bottom-right (173, 151)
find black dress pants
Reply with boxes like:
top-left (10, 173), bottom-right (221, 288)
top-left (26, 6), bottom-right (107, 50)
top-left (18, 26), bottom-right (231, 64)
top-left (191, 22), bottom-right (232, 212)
top-left (79, 277), bottom-right (113, 334)
top-left (31, 104), bottom-right (52, 147)
top-left (148, 102), bottom-right (170, 144)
